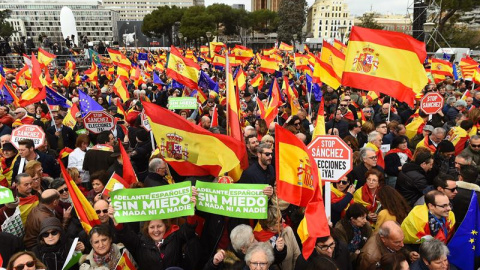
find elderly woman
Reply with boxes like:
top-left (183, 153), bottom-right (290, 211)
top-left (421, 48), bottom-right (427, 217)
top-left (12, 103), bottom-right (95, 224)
top-left (334, 203), bottom-right (372, 262)
top-left (410, 239), bottom-right (452, 270)
top-left (254, 205), bottom-right (300, 270)
top-left (79, 224), bottom-right (129, 270)
top-left (33, 217), bottom-right (84, 270)
top-left (86, 170), bottom-right (108, 203)
top-left (353, 168), bottom-right (385, 225)
top-left (245, 242), bottom-right (275, 270)
top-left (7, 251), bottom-right (47, 270)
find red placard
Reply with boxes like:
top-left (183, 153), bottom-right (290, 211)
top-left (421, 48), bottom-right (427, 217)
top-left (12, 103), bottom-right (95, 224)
top-left (420, 92), bottom-right (444, 115)
top-left (11, 124), bottom-right (46, 149)
top-left (83, 111), bottom-right (115, 134)
top-left (307, 135), bottom-right (353, 182)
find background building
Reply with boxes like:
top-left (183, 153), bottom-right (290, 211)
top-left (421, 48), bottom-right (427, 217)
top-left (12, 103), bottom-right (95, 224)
top-left (306, 0), bottom-right (354, 42)
top-left (353, 13), bottom-right (413, 35)
top-left (0, 0), bottom-right (119, 46)
top-left (232, 4), bottom-right (246, 10)
top-left (102, 0), bottom-right (203, 21)
top-left (251, 0), bottom-right (280, 12)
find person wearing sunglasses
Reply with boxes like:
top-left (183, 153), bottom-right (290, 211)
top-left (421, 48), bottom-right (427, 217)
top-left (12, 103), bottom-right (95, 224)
top-left (413, 173), bottom-right (458, 207)
top-left (32, 217), bottom-right (84, 270)
top-left (6, 251), bottom-right (46, 270)
top-left (49, 178), bottom-right (72, 214)
top-left (330, 176), bottom-right (356, 225)
top-left (460, 135), bottom-right (480, 171)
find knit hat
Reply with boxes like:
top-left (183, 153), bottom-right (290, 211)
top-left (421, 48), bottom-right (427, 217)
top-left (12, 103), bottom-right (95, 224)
top-left (38, 217), bottom-right (62, 240)
top-left (136, 129), bottom-right (149, 142)
top-left (437, 140), bottom-right (455, 153)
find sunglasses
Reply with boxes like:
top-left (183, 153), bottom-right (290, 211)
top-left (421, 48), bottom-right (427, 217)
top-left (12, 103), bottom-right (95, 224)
top-left (339, 104), bottom-right (348, 107)
top-left (262, 152), bottom-right (272, 157)
top-left (339, 180), bottom-right (349, 185)
top-left (41, 230), bottom-right (59, 238)
top-left (58, 188), bottom-right (68, 194)
top-left (471, 144), bottom-right (480, 148)
top-left (14, 260), bottom-right (36, 270)
top-left (445, 187), bottom-right (457, 192)
top-left (95, 209), bottom-right (109, 215)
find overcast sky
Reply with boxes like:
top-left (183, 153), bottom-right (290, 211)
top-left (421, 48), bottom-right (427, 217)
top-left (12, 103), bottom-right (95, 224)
top-left (204, 0), bottom-right (411, 16)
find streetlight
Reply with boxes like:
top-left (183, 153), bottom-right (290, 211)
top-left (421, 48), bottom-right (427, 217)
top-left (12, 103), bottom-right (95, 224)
top-left (423, 22), bottom-right (435, 52)
top-left (200, 36), bottom-right (204, 45)
top-left (184, 37), bottom-right (187, 49)
top-left (338, 25), bottom-right (347, 43)
top-left (292, 33), bottom-right (298, 51)
top-left (206, 31), bottom-right (212, 57)
top-left (178, 32), bottom-right (183, 47)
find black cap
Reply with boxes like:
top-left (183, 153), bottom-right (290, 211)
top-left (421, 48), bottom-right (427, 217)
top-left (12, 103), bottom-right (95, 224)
top-left (2, 143), bottom-right (16, 151)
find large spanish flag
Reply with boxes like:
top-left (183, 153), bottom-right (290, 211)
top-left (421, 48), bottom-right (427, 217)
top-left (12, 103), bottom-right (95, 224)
top-left (275, 124), bottom-right (329, 259)
top-left (107, 48), bottom-right (131, 67)
top-left (143, 101), bottom-right (245, 176)
top-left (279, 42), bottom-right (294, 51)
top-left (260, 56), bottom-right (279, 74)
top-left (312, 98), bottom-right (326, 138)
top-left (59, 160), bottom-right (100, 233)
top-left (118, 140), bottom-right (138, 186)
top-left (166, 46), bottom-right (200, 89)
top-left (431, 58), bottom-right (453, 83)
top-left (342, 26), bottom-right (428, 107)
top-left (37, 48), bottom-right (56, 68)
top-left (294, 53), bottom-right (309, 71)
top-left (113, 77), bottom-right (130, 102)
top-left (232, 45), bottom-right (254, 62)
top-left (319, 40), bottom-right (345, 89)
top-left (333, 39), bottom-right (347, 54)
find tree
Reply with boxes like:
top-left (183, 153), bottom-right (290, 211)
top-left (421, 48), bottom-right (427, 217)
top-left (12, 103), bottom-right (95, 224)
top-left (180, 6), bottom-right (215, 46)
top-left (0, 10), bottom-right (14, 41)
top-left (433, 0), bottom-right (480, 33)
top-left (277, 0), bottom-right (306, 44)
top-left (141, 5), bottom-right (185, 46)
top-left (248, 9), bottom-right (278, 34)
top-left (356, 13), bottom-right (384, 30)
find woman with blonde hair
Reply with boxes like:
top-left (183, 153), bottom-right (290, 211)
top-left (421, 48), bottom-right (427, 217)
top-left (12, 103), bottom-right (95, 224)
top-left (7, 251), bottom-right (47, 270)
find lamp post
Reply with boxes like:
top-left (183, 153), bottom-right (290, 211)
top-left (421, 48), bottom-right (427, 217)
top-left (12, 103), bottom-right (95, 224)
top-left (184, 37), bottom-right (187, 49)
top-left (206, 31), bottom-right (212, 57)
top-left (200, 36), bottom-right (204, 46)
top-left (423, 22), bottom-right (435, 52)
top-left (338, 25), bottom-right (347, 43)
top-left (292, 33), bottom-right (298, 51)
top-left (178, 32), bottom-right (183, 47)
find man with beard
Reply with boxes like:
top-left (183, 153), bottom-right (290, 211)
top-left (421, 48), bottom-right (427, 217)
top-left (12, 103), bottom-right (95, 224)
top-left (239, 143), bottom-right (274, 197)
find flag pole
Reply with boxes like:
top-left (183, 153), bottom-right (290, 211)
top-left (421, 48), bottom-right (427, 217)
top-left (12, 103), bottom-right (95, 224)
top-left (226, 53), bottom-right (230, 135)
top-left (387, 96), bottom-right (392, 122)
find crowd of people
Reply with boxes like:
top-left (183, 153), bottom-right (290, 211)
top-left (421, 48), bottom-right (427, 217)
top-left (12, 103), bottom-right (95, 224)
top-left (0, 43), bottom-right (478, 270)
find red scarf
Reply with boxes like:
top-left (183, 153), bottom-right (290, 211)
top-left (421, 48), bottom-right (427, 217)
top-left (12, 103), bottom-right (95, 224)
top-left (253, 223), bottom-right (287, 242)
top-left (423, 136), bottom-right (437, 153)
top-left (386, 148), bottom-right (413, 160)
top-left (361, 185), bottom-right (377, 212)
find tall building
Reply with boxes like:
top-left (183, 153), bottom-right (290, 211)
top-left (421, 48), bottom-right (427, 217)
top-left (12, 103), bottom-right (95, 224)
top-left (1, 0), bottom-right (119, 45)
top-left (102, 0), bottom-right (202, 21)
top-left (353, 13), bottom-right (413, 35)
top-left (251, 0), bottom-right (280, 12)
top-left (306, 0), bottom-right (354, 42)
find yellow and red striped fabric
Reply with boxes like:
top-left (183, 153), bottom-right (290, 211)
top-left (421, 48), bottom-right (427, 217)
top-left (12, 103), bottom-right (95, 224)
top-left (459, 56), bottom-right (478, 80)
top-left (166, 46), bottom-right (200, 89)
top-left (294, 53), bottom-right (309, 71)
top-left (342, 26), bottom-right (428, 107)
top-left (37, 48), bottom-right (56, 68)
top-left (431, 58), bottom-right (453, 83)
top-left (113, 77), bottom-right (130, 102)
top-left (319, 40), bottom-right (345, 89)
top-left (251, 73), bottom-right (264, 90)
top-left (279, 42), bottom-right (293, 51)
top-left (260, 56), bottom-right (279, 74)
top-left (333, 39), bottom-right (347, 54)
top-left (108, 48), bottom-right (131, 67)
top-left (312, 98), bottom-right (326, 138)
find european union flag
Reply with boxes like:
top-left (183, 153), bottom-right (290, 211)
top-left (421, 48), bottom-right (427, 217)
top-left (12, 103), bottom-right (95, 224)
top-left (78, 90), bottom-right (104, 116)
top-left (0, 85), bottom-right (14, 105)
top-left (305, 73), bottom-right (322, 102)
top-left (453, 64), bottom-right (460, 80)
top-left (0, 65), bottom-right (5, 77)
top-left (170, 79), bottom-right (184, 90)
top-left (199, 71), bottom-right (219, 93)
top-left (138, 53), bottom-right (148, 63)
top-left (46, 86), bottom-right (71, 108)
top-left (153, 72), bottom-right (165, 86)
top-left (448, 191), bottom-right (480, 270)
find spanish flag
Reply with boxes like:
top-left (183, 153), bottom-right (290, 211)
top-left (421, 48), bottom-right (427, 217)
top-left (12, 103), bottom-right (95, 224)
top-left (431, 58), bottom-right (453, 83)
top-left (116, 99), bottom-right (126, 119)
top-left (251, 73), bottom-right (264, 90)
top-left (116, 63), bottom-right (131, 81)
top-left (113, 77), bottom-right (130, 102)
top-left (405, 113), bottom-right (425, 139)
top-left (19, 86), bottom-right (46, 107)
top-left (342, 26), bottom-right (428, 107)
top-left (233, 45), bottom-right (254, 62)
top-left (166, 46), bottom-right (200, 90)
top-left (59, 147), bottom-right (73, 159)
top-left (260, 56), bottom-right (279, 74)
top-left (333, 39), bottom-right (347, 54)
top-left (282, 77), bottom-right (299, 116)
top-left (209, 42), bottom-right (226, 56)
top-left (59, 160), bottom-right (100, 233)
top-left (143, 101), bottom-right (245, 176)
top-left (312, 98), bottom-right (326, 138)
top-left (63, 103), bottom-right (79, 129)
top-left (275, 124), bottom-right (329, 259)
top-left (19, 195), bottom-right (39, 225)
top-left (263, 47), bottom-right (277, 56)
top-left (228, 54), bottom-right (241, 67)
top-left (102, 173), bottom-right (128, 197)
top-left (312, 56), bottom-right (322, 84)
top-left (115, 250), bottom-right (136, 270)
top-left (30, 53), bottom-right (44, 90)
top-left (447, 126), bottom-right (469, 156)
top-left (107, 48), bottom-right (131, 67)
top-left (213, 54), bottom-right (226, 69)
top-left (234, 68), bottom-right (247, 91)
top-left (84, 62), bottom-right (98, 87)
top-left (200, 45), bottom-right (209, 56)
top-left (319, 40), bottom-right (345, 89)
top-left (118, 140), bottom-right (138, 186)
top-left (264, 78), bottom-right (282, 127)
top-left (37, 48), bottom-right (56, 67)
top-left (294, 53), bottom-right (309, 71)
top-left (279, 42), bottom-right (294, 51)
top-left (459, 56), bottom-right (478, 80)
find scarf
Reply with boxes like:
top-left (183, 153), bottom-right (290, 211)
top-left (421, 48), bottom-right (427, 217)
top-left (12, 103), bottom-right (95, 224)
top-left (93, 245), bottom-right (116, 269)
top-left (386, 148), bottom-right (413, 160)
top-left (428, 212), bottom-right (446, 238)
top-left (365, 142), bottom-right (385, 168)
top-left (348, 225), bottom-right (362, 252)
top-left (91, 144), bottom-right (113, 152)
top-left (361, 185), bottom-right (377, 212)
top-left (253, 223), bottom-right (288, 242)
top-left (423, 136), bottom-right (437, 153)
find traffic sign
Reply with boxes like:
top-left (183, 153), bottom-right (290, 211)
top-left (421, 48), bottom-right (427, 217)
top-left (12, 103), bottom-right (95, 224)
top-left (83, 111), bottom-right (115, 134)
top-left (140, 110), bottom-right (151, 132)
top-left (307, 135), bottom-right (353, 182)
top-left (11, 125), bottom-right (46, 149)
top-left (420, 92), bottom-right (444, 115)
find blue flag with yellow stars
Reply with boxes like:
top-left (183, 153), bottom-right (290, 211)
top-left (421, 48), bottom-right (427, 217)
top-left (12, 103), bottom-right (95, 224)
top-left (78, 90), bottom-right (104, 116)
top-left (46, 86), bottom-right (71, 108)
top-left (448, 191), bottom-right (480, 270)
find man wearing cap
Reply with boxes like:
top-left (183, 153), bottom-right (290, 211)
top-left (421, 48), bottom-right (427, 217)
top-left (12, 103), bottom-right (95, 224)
top-left (73, 112), bottom-right (87, 135)
top-left (46, 114), bottom-right (76, 152)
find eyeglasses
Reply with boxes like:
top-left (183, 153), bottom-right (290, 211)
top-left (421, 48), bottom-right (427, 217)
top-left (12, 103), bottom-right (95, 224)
top-left (339, 180), bottom-right (349, 185)
top-left (435, 203), bottom-right (452, 209)
top-left (250, 262), bottom-right (268, 269)
top-left (471, 144), bottom-right (480, 148)
top-left (367, 178), bottom-right (379, 183)
top-left (364, 110), bottom-right (373, 113)
top-left (95, 209), bottom-right (109, 214)
top-left (58, 188), bottom-right (68, 194)
top-left (367, 156), bottom-right (378, 160)
top-left (262, 152), bottom-right (272, 157)
top-left (317, 241), bottom-right (336, 251)
top-left (41, 230), bottom-right (59, 238)
top-left (14, 260), bottom-right (36, 270)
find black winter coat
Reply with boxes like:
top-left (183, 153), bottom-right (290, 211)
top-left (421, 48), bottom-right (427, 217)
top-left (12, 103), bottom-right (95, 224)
top-left (33, 236), bottom-right (78, 270)
top-left (396, 162), bottom-right (429, 207)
